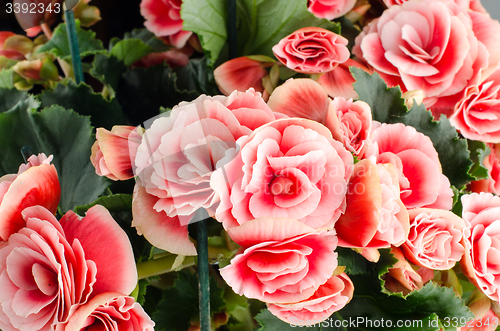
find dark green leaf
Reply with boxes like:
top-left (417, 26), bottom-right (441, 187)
top-left (116, 64), bottom-right (198, 126)
top-left (153, 271), bottom-right (226, 331)
top-left (256, 309), bottom-right (321, 330)
top-left (39, 80), bottom-right (126, 129)
top-left (351, 68), bottom-right (474, 189)
top-left (36, 21), bottom-right (105, 60)
top-left (174, 57), bottom-right (220, 96)
top-left (115, 28), bottom-right (170, 53)
top-left (337, 247), bottom-right (373, 276)
top-left (467, 140), bottom-right (489, 180)
top-left (0, 99), bottom-right (108, 212)
top-left (90, 54), bottom-right (127, 91)
top-left (110, 39), bottom-right (155, 67)
top-left (0, 88), bottom-right (27, 113)
top-left (237, 0), bottom-right (340, 57)
top-left (74, 193), bottom-right (132, 215)
top-left (181, 0), bottom-right (227, 65)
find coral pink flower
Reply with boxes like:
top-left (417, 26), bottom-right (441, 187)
top-left (332, 97), bottom-right (372, 155)
top-left (384, 247), bottom-right (423, 295)
top-left (401, 208), bottom-right (466, 270)
top-left (220, 217), bottom-right (338, 303)
top-left (0, 154), bottom-right (60, 241)
top-left (210, 118), bottom-right (353, 230)
top-left (480, 143), bottom-right (500, 195)
top-left (273, 27), bottom-right (350, 74)
top-left (132, 90), bottom-right (283, 254)
top-left (460, 193), bottom-right (500, 301)
top-left (91, 126), bottom-right (143, 181)
top-left (450, 69), bottom-right (500, 143)
top-left (458, 309), bottom-right (499, 331)
top-left (335, 160), bottom-right (409, 248)
top-left (353, 0), bottom-right (500, 114)
top-left (267, 79), bottom-right (343, 140)
top-left (214, 57), bottom-right (271, 96)
top-left (267, 272), bottom-right (353, 325)
top-left (317, 58), bottom-right (371, 100)
top-left (0, 205), bottom-right (137, 331)
top-left (140, 0), bottom-right (192, 48)
top-left (56, 292), bottom-right (154, 331)
top-left (368, 123), bottom-right (454, 210)
top-left (308, 0), bottom-right (357, 20)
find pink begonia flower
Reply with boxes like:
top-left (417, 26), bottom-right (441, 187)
top-left (401, 208), bottom-right (466, 270)
top-left (214, 57), bottom-right (271, 96)
top-left (335, 160), bottom-right (409, 248)
top-left (273, 27), bottom-right (350, 74)
top-left (210, 118), bottom-right (353, 230)
top-left (450, 69), bottom-right (500, 143)
top-left (267, 79), bottom-right (343, 141)
top-left (458, 309), bottom-right (499, 331)
top-left (353, 0), bottom-right (500, 116)
top-left (56, 292), bottom-right (154, 331)
top-left (267, 273), bottom-right (354, 325)
top-left (219, 217), bottom-right (338, 303)
top-left (0, 32), bottom-right (26, 61)
top-left (0, 153), bottom-right (60, 241)
top-left (384, 247), bottom-right (423, 295)
top-left (91, 126), bottom-right (143, 181)
top-left (317, 58), bottom-right (372, 100)
top-left (460, 193), bottom-right (500, 301)
top-left (332, 96), bottom-right (372, 155)
top-left (384, 0), bottom-right (486, 11)
top-left (307, 0), bottom-right (357, 20)
top-left (132, 90), bottom-right (284, 255)
top-left (367, 123), bottom-right (454, 210)
top-left (479, 143), bottom-right (500, 195)
top-left (140, 0), bottom-right (192, 48)
top-left (0, 205), bottom-right (137, 331)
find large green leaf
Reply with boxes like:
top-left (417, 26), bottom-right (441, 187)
top-left (337, 247), bottom-right (374, 276)
top-left (39, 80), bottom-right (126, 129)
top-left (181, 0), bottom-right (227, 65)
top-left (90, 54), bottom-right (127, 92)
top-left (152, 271), bottom-right (226, 331)
top-left (174, 57), bottom-right (220, 96)
top-left (256, 309), bottom-right (321, 330)
top-left (351, 68), bottom-right (474, 189)
top-left (36, 21), bottom-right (105, 59)
top-left (110, 39), bottom-right (155, 67)
top-left (74, 193), bottom-right (132, 215)
top-left (112, 28), bottom-right (170, 53)
top-left (0, 88), bottom-right (27, 113)
top-left (0, 99), bottom-right (108, 212)
top-left (237, 0), bottom-right (340, 57)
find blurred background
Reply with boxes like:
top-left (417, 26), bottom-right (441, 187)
top-left (483, 0), bottom-right (499, 19)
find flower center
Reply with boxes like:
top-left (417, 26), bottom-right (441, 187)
top-left (270, 176), bottom-right (295, 195)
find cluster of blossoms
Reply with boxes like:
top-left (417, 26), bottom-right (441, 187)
top-left (0, 154), bottom-right (154, 331)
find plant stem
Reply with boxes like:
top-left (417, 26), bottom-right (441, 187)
top-left (64, 4), bottom-right (84, 84)
top-left (136, 255), bottom-right (196, 280)
top-left (197, 218), bottom-right (211, 331)
top-left (227, 0), bottom-right (237, 59)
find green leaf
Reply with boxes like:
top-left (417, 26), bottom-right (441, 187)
top-left (90, 54), bottom-right (127, 91)
top-left (0, 88), bottom-right (27, 113)
top-left (153, 271), bottom-right (226, 331)
top-left (0, 68), bottom-right (15, 89)
top-left (337, 247), bottom-right (374, 276)
top-left (74, 193), bottom-right (132, 216)
top-left (376, 249), bottom-right (400, 296)
top-left (174, 57), bottom-right (220, 96)
top-left (39, 80), bottom-right (126, 129)
top-left (110, 39), bottom-right (155, 67)
top-left (36, 21), bottom-right (105, 60)
top-left (352, 68), bottom-right (474, 189)
top-left (0, 100), bottom-right (108, 212)
top-left (237, 0), bottom-right (340, 57)
top-left (181, 0), bottom-right (227, 65)
top-left (256, 309), bottom-right (321, 330)
top-left (116, 64), bottom-right (198, 125)
top-left (118, 28), bottom-right (170, 53)
top-left (467, 140), bottom-right (489, 180)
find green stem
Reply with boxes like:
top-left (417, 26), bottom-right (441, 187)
top-left (136, 255), bottom-right (196, 280)
top-left (197, 218), bottom-right (211, 331)
top-left (227, 0), bottom-right (237, 59)
top-left (64, 6), bottom-right (84, 84)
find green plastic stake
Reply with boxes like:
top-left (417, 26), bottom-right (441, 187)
top-left (21, 145), bottom-right (32, 162)
top-left (195, 209), bottom-right (211, 331)
top-left (64, 4), bottom-right (84, 84)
